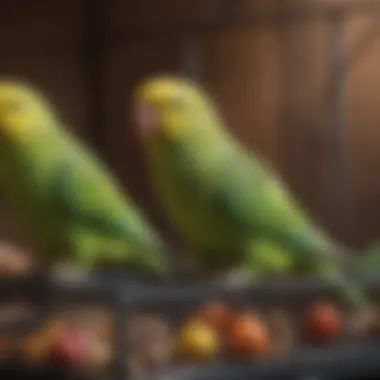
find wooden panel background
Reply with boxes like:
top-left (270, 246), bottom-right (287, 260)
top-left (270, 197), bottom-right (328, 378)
top-left (0, 0), bottom-right (379, 253)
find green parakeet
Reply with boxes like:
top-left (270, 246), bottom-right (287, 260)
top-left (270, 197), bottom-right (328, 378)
top-left (0, 79), bottom-right (169, 278)
top-left (133, 75), bottom-right (369, 309)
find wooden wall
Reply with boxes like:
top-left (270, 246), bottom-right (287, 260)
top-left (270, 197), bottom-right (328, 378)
top-left (0, 0), bottom-right (380, 251)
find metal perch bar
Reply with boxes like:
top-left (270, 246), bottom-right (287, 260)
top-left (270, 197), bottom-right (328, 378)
top-left (0, 273), bottom-right (379, 307)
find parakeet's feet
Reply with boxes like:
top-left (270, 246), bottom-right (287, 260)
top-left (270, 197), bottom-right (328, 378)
top-left (50, 262), bottom-right (91, 284)
top-left (33, 266), bottom-right (55, 322)
top-left (215, 268), bottom-right (253, 290)
top-left (51, 260), bottom-right (170, 289)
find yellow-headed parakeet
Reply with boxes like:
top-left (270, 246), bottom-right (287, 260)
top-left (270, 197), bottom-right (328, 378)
top-left (0, 79), bottom-right (170, 278)
top-left (133, 75), bottom-right (370, 309)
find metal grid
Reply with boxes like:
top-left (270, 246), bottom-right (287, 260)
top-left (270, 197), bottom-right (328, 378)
top-left (1, 274), bottom-right (379, 379)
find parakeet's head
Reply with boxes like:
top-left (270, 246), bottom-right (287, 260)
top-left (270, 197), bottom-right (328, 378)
top-left (0, 80), bottom-right (58, 142)
top-left (133, 75), bottom-right (223, 147)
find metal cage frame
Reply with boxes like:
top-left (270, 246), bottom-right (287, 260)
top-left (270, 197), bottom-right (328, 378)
top-left (2, 1), bottom-right (380, 379)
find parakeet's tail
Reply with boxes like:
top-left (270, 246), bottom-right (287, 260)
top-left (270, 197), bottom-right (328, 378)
top-left (356, 241), bottom-right (380, 272)
top-left (82, 240), bottom-right (172, 281)
top-left (129, 244), bottom-right (172, 278)
top-left (324, 268), bottom-right (368, 311)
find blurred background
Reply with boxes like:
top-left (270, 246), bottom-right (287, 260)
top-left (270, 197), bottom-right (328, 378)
top-left (1, 0), bottom-right (380, 254)
top-left (0, 1), bottom-right (380, 378)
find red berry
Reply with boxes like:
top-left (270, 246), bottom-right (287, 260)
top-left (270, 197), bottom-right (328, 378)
top-left (306, 302), bottom-right (342, 342)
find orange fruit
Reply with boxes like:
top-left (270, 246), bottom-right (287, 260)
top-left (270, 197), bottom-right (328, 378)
top-left (229, 313), bottom-right (270, 358)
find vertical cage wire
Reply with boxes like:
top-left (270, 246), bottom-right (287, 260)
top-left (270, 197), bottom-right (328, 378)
top-left (327, 11), bottom-right (350, 244)
top-left (84, 0), bottom-right (109, 158)
top-left (181, 0), bottom-right (235, 80)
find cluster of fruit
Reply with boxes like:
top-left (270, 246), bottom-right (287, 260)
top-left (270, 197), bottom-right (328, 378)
top-left (0, 300), bottom-right (377, 378)
top-left (0, 309), bottom-right (114, 374)
top-left (128, 298), bottom-right (380, 378)
top-left (178, 299), bottom-right (380, 361)
top-left (176, 301), bottom-right (342, 361)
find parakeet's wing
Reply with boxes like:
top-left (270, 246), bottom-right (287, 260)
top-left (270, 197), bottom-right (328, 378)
top-left (50, 140), bottom-right (162, 249)
top-left (212, 150), bottom-right (324, 252)
top-left (210, 151), bottom-right (364, 308)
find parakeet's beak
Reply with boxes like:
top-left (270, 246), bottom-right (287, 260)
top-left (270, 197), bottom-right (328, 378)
top-left (133, 102), bottom-right (161, 140)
